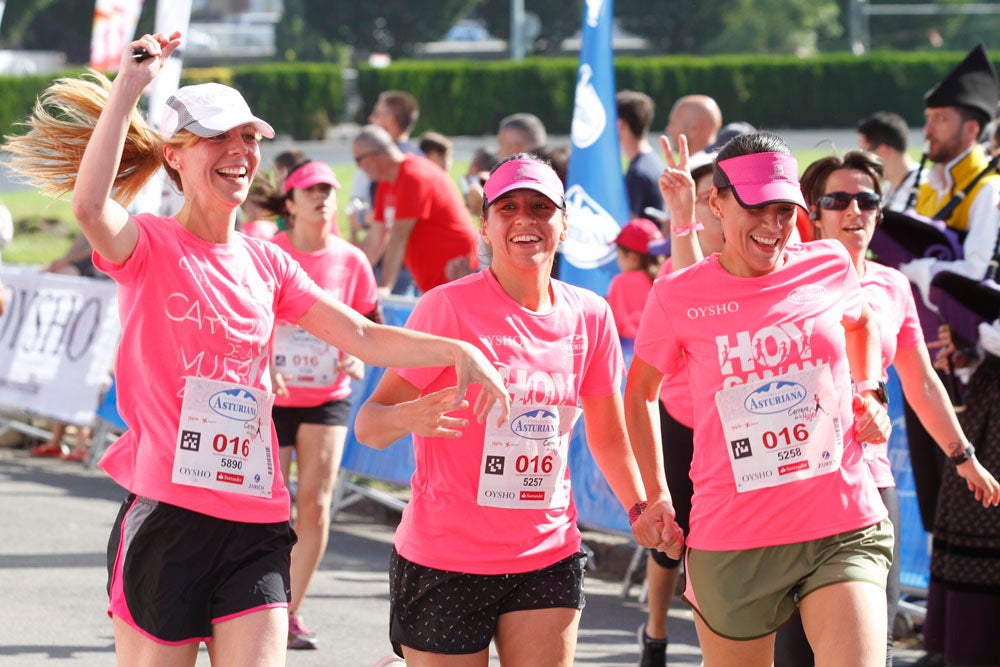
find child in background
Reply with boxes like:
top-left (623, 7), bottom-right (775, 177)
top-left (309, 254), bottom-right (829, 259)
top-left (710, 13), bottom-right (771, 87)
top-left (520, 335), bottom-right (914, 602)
top-left (607, 218), bottom-right (667, 339)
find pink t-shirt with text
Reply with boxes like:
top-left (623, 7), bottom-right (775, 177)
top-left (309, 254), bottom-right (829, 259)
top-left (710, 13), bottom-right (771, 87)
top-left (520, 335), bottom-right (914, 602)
top-left (655, 257), bottom-right (694, 428)
top-left (271, 232), bottom-right (378, 407)
top-left (393, 270), bottom-right (624, 574)
top-left (606, 269), bottom-right (654, 339)
top-left (635, 240), bottom-right (886, 551)
top-left (94, 214), bottom-right (324, 523)
top-left (861, 260), bottom-right (924, 487)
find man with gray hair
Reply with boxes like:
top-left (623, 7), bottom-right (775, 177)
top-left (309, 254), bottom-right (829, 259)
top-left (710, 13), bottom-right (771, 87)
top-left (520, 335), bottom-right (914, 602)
top-left (497, 112), bottom-right (548, 158)
top-left (351, 125), bottom-right (479, 295)
top-left (465, 112), bottom-right (549, 216)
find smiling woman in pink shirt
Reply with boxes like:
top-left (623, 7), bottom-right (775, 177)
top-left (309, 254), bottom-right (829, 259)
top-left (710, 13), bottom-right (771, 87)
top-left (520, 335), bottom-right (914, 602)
top-left (4, 31), bottom-right (509, 667)
top-left (354, 154), bottom-right (679, 667)
top-left (626, 132), bottom-right (894, 667)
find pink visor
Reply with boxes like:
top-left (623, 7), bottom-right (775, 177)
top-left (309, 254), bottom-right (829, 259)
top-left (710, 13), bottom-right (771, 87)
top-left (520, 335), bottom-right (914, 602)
top-left (284, 161), bottom-right (340, 194)
top-left (713, 152), bottom-right (807, 210)
top-left (483, 157), bottom-right (564, 208)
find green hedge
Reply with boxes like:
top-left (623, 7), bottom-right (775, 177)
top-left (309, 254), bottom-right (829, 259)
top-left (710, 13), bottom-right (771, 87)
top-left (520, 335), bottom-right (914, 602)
top-left (356, 50), bottom-right (966, 134)
top-left (0, 63), bottom-right (344, 142)
top-left (0, 50), bottom-right (976, 143)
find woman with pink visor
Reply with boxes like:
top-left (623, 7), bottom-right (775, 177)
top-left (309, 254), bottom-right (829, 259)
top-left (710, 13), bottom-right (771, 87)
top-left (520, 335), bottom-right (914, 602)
top-left (355, 153), bottom-right (679, 666)
top-left (626, 132), bottom-right (894, 667)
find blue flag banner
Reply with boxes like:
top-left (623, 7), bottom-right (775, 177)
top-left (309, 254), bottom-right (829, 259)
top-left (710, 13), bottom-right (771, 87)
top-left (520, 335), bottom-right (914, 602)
top-left (559, 0), bottom-right (629, 297)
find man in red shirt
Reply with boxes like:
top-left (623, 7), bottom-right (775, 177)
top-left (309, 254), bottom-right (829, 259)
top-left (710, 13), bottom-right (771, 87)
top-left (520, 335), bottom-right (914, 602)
top-left (352, 125), bottom-right (479, 294)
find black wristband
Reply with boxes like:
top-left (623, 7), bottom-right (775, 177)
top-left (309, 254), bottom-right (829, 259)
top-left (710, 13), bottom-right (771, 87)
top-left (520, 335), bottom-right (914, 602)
top-left (949, 443), bottom-right (975, 465)
top-left (628, 501), bottom-right (647, 526)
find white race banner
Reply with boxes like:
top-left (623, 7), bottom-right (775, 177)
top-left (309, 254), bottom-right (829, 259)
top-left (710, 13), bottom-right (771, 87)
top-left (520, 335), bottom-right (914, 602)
top-left (0, 266), bottom-right (120, 424)
top-left (90, 0), bottom-right (145, 72)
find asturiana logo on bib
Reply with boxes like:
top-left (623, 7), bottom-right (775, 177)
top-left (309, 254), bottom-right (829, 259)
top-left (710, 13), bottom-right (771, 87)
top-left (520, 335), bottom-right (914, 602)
top-left (788, 284), bottom-right (827, 304)
top-left (209, 389), bottom-right (259, 421)
top-left (744, 380), bottom-right (807, 415)
top-left (511, 409), bottom-right (559, 440)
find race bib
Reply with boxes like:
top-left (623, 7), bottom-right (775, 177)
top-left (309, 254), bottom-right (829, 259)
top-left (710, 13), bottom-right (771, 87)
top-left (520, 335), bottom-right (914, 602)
top-left (272, 324), bottom-right (339, 387)
top-left (477, 401), bottom-right (582, 510)
top-left (172, 377), bottom-right (275, 498)
top-left (715, 365), bottom-right (843, 493)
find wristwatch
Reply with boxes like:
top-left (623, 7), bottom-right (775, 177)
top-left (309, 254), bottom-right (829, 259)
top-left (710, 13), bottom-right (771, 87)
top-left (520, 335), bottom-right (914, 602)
top-left (855, 379), bottom-right (889, 406)
top-left (949, 443), bottom-right (975, 465)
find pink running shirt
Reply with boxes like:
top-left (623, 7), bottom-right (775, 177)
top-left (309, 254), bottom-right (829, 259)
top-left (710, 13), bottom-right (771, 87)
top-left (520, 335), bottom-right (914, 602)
top-left (393, 270), bottom-right (624, 574)
top-left (635, 240), bottom-right (887, 551)
top-left (93, 214), bottom-right (324, 523)
top-left (607, 269), bottom-right (655, 339)
top-left (271, 232), bottom-right (378, 407)
top-left (860, 260), bottom-right (924, 487)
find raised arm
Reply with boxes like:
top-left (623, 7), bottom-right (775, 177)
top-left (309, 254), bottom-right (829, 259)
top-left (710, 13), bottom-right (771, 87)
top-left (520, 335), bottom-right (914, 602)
top-left (658, 134), bottom-right (703, 271)
top-left (71, 32), bottom-right (181, 265)
top-left (297, 293), bottom-right (509, 425)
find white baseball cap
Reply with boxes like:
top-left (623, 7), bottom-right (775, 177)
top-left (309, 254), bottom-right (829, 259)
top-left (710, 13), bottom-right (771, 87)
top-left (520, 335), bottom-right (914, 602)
top-left (160, 83), bottom-right (275, 139)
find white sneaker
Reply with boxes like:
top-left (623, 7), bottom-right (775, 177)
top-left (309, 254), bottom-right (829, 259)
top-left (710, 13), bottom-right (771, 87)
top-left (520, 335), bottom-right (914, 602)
top-left (372, 656), bottom-right (406, 667)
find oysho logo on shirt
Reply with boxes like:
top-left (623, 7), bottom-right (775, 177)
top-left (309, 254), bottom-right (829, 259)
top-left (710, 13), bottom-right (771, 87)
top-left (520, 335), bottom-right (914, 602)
top-left (479, 333), bottom-right (526, 349)
top-left (787, 284), bottom-right (828, 304)
top-left (687, 301), bottom-right (740, 319)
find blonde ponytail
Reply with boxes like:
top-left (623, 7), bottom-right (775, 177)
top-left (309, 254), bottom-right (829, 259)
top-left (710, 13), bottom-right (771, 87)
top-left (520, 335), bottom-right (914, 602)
top-left (3, 70), bottom-right (164, 206)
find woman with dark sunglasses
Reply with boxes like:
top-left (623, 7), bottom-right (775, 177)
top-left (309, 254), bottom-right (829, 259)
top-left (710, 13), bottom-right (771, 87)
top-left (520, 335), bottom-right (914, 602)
top-left (774, 150), bottom-right (1000, 667)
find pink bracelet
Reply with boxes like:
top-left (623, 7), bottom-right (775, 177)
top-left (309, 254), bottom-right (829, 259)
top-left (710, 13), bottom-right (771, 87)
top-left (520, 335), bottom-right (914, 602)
top-left (671, 222), bottom-right (704, 237)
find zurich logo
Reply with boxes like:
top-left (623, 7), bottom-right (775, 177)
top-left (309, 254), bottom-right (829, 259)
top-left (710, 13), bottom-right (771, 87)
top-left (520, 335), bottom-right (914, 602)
top-left (511, 409), bottom-right (560, 440)
top-left (209, 389), bottom-right (259, 421)
top-left (744, 381), bottom-right (807, 415)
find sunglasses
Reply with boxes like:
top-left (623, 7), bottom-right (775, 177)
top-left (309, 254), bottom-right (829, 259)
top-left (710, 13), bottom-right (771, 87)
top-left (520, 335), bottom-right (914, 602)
top-left (817, 191), bottom-right (881, 211)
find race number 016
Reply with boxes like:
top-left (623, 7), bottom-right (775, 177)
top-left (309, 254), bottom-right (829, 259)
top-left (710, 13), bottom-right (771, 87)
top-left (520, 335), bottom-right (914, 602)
top-left (515, 455), bottom-right (553, 474)
top-left (762, 423), bottom-right (808, 449)
top-left (213, 434), bottom-right (250, 457)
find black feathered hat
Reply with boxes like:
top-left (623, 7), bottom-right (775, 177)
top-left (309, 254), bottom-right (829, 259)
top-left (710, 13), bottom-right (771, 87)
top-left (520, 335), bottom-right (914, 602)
top-left (924, 44), bottom-right (999, 127)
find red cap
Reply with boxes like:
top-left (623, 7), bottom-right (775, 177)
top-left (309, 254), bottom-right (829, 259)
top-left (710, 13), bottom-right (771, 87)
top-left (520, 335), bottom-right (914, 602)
top-left (612, 218), bottom-right (666, 255)
top-left (284, 161), bottom-right (340, 194)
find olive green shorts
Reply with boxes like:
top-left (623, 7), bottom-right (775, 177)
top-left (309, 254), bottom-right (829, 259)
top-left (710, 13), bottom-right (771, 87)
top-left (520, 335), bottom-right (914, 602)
top-left (682, 519), bottom-right (893, 640)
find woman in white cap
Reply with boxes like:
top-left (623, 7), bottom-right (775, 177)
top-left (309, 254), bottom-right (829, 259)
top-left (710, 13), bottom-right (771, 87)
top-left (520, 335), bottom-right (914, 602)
top-left (354, 153), bottom-right (680, 666)
top-left (625, 132), bottom-right (894, 667)
top-left (257, 159), bottom-right (378, 650)
top-left (4, 32), bottom-right (509, 666)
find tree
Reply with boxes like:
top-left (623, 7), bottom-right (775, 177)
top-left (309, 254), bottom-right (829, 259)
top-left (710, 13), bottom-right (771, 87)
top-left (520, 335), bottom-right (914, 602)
top-left (474, 0), bottom-right (583, 54)
top-left (276, 0), bottom-right (476, 61)
top-left (616, 0), bottom-right (723, 54)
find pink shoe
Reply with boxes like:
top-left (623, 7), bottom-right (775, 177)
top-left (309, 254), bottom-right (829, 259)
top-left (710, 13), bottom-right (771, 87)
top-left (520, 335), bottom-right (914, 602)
top-left (287, 612), bottom-right (318, 650)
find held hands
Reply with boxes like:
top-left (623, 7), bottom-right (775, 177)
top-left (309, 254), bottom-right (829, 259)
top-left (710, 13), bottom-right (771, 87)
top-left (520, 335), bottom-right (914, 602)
top-left (451, 341), bottom-right (511, 426)
top-left (121, 32), bottom-right (182, 83)
top-left (658, 134), bottom-right (696, 228)
top-left (631, 497), bottom-right (685, 560)
top-left (852, 393), bottom-right (891, 444)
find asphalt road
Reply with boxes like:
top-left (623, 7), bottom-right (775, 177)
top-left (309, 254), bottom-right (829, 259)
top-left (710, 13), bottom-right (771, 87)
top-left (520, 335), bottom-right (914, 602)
top-left (0, 444), bottom-right (703, 666)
